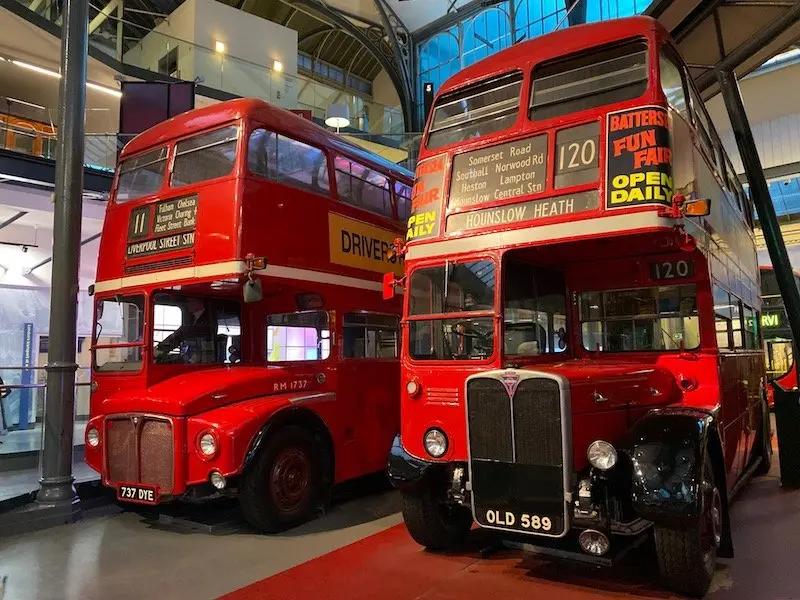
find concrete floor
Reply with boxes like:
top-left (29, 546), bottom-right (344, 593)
top-left (0, 451), bottom-right (797, 600)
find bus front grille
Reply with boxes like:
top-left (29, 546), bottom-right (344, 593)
top-left (466, 373), bottom-right (568, 537)
top-left (106, 415), bottom-right (174, 493)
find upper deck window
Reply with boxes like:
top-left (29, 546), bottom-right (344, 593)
top-left (530, 40), bottom-right (648, 121)
top-left (247, 129), bottom-right (330, 195)
top-left (426, 72), bottom-right (523, 150)
top-left (394, 181), bottom-right (412, 221)
top-left (172, 125), bottom-right (238, 188)
top-left (116, 147), bottom-right (168, 203)
top-left (335, 156), bottom-right (393, 218)
top-left (659, 50), bottom-right (688, 118)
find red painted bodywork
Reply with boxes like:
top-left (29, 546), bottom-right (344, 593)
top-left (397, 16), bottom-right (764, 499)
top-left (86, 99), bottom-right (413, 500)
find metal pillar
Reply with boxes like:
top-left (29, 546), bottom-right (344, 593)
top-left (37, 0), bottom-right (89, 506)
top-left (718, 69), bottom-right (800, 346)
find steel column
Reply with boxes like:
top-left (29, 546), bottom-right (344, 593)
top-left (37, 0), bottom-right (88, 505)
top-left (718, 69), bottom-right (800, 345)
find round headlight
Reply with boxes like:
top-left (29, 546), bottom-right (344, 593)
top-left (86, 427), bottom-right (100, 447)
top-left (199, 432), bottom-right (218, 457)
top-left (406, 379), bottom-right (421, 397)
top-left (587, 440), bottom-right (617, 471)
top-left (424, 428), bottom-right (448, 458)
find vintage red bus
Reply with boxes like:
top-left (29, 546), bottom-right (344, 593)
top-left (84, 98), bottom-right (414, 532)
top-left (386, 16), bottom-right (771, 596)
top-left (760, 265), bottom-right (799, 405)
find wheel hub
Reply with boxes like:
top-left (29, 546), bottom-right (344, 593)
top-left (270, 447), bottom-right (311, 515)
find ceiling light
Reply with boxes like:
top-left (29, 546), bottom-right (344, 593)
top-left (86, 81), bottom-right (122, 98)
top-left (215, 40), bottom-right (226, 54)
top-left (12, 59), bottom-right (60, 78)
top-left (273, 59), bottom-right (283, 73)
top-left (6, 97), bottom-right (45, 110)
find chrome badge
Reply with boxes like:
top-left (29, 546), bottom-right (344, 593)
top-left (501, 371), bottom-right (521, 398)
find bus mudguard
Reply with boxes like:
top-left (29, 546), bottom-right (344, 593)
top-left (620, 407), bottom-right (729, 533)
top-left (387, 435), bottom-right (445, 492)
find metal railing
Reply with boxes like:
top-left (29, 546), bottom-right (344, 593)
top-left (0, 367), bottom-right (92, 444)
top-left (11, 0), bottom-right (406, 136)
top-left (0, 121), bottom-right (119, 172)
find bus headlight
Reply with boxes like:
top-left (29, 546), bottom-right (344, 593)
top-left (198, 431), bottom-right (218, 458)
top-left (424, 428), bottom-right (448, 458)
top-left (86, 427), bottom-right (100, 447)
top-left (587, 440), bottom-right (617, 471)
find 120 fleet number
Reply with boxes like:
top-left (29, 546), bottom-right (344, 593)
top-left (485, 509), bottom-right (553, 531)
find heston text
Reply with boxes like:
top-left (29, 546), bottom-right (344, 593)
top-left (448, 135), bottom-right (547, 209)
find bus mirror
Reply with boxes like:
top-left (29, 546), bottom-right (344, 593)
top-left (243, 278), bottom-right (263, 303)
top-left (683, 198), bottom-right (710, 217)
top-left (383, 272), bottom-right (399, 300)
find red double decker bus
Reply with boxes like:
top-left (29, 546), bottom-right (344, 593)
top-left (85, 98), bottom-right (413, 532)
top-left (760, 265), bottom-right (800, 405)
top-left (387, 16), bottom-right (771, 596)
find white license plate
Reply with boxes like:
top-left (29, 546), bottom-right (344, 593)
top-left (117, 484), bottom-right (158, 505)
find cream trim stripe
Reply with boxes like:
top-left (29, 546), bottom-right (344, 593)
top-left (93, 261), bottom-right (383, 294)
top-left (406, 212), bottom-right (676, 260)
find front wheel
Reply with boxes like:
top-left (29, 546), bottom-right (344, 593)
top-left (401, 489), bottom-right (473, 550)
top-left (654, 452), bottom-right (721, 597)
top-left (240, 425), bottom-right (324, 533)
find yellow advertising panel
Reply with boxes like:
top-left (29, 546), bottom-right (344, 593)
top-left (328, 213), bottom-right (404, 276)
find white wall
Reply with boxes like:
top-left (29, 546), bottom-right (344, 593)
top-left (707, 61), bottom-right (800, 174)
top-left (123, 0), bottom-right (298, 107)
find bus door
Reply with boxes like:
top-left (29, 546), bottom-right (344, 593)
top-left (338, 312), bottom-right (401, 475)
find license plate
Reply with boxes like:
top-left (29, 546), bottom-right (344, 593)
top-left (117, 484), bottom-right (158, 505)
top-left (479, 508), bottom-right (561, 535)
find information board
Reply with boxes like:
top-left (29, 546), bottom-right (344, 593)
top-left (126, 195), bottom-right (198, 258)
top-left (448, 135), bottom-right (547, 209)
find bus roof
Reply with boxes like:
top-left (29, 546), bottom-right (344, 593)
top-left (120, 97), bottom-right (413, 181)
top-left (435, 16), bottom-right (666, 100)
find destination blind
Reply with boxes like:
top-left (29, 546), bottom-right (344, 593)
top-left (446, 190), bottom-right (598, 232)
top-left (448, 135), bottom-right (547, 209)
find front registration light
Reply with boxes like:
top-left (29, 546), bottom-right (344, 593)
top-left (198, 432), bottom-right (218, 458)
top-left (587, 440), bottom-right (617, 471)
top-left (424, 428), bottom-right (448, 458)
top-left (86, 427), bottom-right (100, 447)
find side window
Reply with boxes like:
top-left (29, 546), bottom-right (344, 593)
top-left (743, 305), bottom-right (759, 349)
top-left (688, 85), bottom-right (715, 162)
top-left (266, 311), bottom-right (330, 362)
top-left (714, 286), bottom-right (732, 350)
top-left (731, 296), bottom-right (744, 348)
top-left (394, 181), bottom-right (412, 221)
top-left (152, 295), bottom-right (242, 364)
top-left (343, 313), bottom-right (400, 359)
top-left (659, 50), bottom-right (688, 117)
top-left (247, 128), bottom-right (330, 195)
top-left (334, 156), bottom-right (393, 218)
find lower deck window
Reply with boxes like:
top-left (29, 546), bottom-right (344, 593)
top-left (93, 295), bottom-right (145, 372)
top-left (408, 317), bottom-right (494, 361)
top-left (267, 311), bottom-right (330, 362)
top-left (579, 284), bottom-right (699, 351)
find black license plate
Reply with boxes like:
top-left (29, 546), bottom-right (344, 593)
top-left (476, 507), bottom-right (563, 536)
top-left (117, 484), bottom-right (158, 505)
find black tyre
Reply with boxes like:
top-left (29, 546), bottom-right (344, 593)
top-left (240, 425), bottom-right (324, 533)
top-left (754, 394), bottom-right (773, 476)
top-left (654, 451), bottom-right (721, 597)
top-left (401, 489), bottom-right (473, 550)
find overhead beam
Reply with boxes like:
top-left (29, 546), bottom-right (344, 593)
top-left (27, 232), bottom-right (101, 274)
top-left (0, 211), bottom-right (27, 231)
top-left (88, 0), bottom-right (121, 34)
top-left (695, 2), bottom-right (800, 90)
top-left (299, 26), bottom-right (337, 44)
